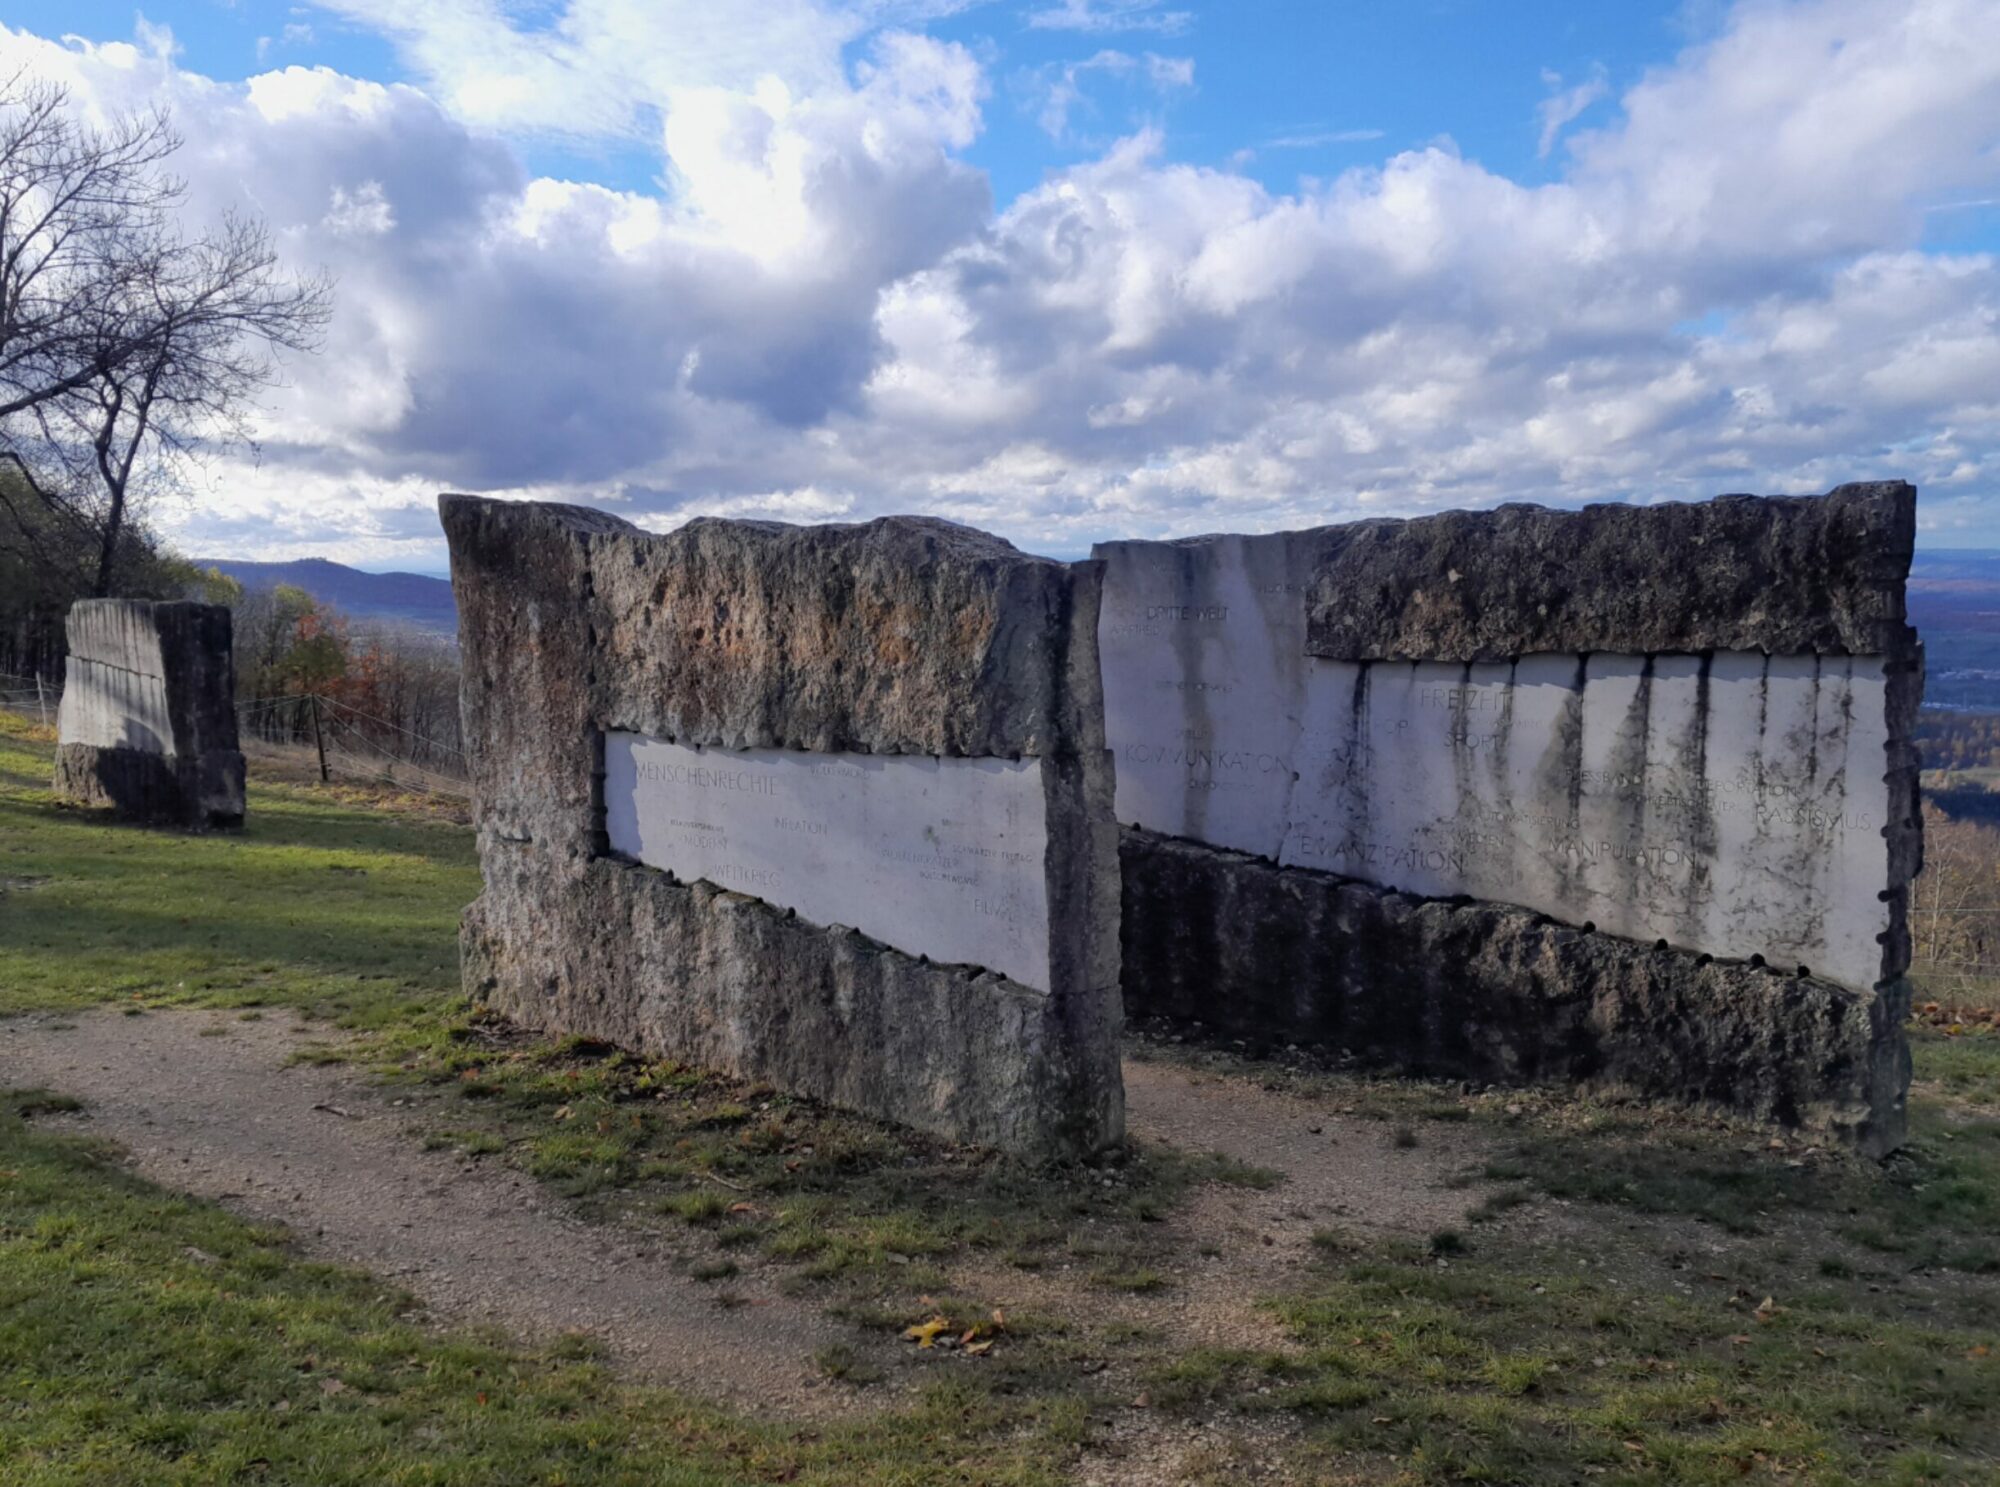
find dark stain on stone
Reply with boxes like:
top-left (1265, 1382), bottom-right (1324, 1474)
top-left (1171, 543), bottom-right (1216, 845)
top-left (1538, 655), bottom-right (1590, 903)
top-left (1327, 660), bottom-right (1373, 860)
top-left (1609, 655), bottom-right (1655, 919)
top-left (1676, 654), bottom-right (1718, 922)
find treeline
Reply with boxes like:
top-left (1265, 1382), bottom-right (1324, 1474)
top-left (0, 463), bottom-right (235, 681)
top-left (3, 452), bottom-right (464, 782)
top-left (1917, 710), bottom-right (2000, 772)
top-left (235, 586), bottom-right (465, 779)
top-left (1912, 802), bottom-right (2000, 1008)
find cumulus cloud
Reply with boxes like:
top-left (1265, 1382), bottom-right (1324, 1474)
top-left (1, 0), bottom-right (1997, 568)
top-left (304, 0), bottom-right (965, 140)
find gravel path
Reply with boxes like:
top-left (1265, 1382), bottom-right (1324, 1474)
top-left (0, 1007), bottom-right (859, 1415)
top-left (0, 1009), bottom-right (1495, 1432)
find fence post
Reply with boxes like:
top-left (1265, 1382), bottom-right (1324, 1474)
top-left (310, 694), bottom-right (330, 783)
top-left (35, 673), bottom-right (47, 729)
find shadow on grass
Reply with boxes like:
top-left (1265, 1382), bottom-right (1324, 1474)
top-left (0, 780), bottom-right (478, 1021)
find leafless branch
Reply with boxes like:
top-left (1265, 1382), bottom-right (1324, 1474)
top-left (0, 74), bottom-right (332, 593)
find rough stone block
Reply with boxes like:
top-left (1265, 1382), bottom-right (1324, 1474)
top-left (1305, 481), bottom-right (1916, 662)
top-left (1120, 829), bottom-right (1909, 1155)
top-left (54, 599), bottom-right (244, 829)
top-left (442, 495), bottom-right (1122, 1159)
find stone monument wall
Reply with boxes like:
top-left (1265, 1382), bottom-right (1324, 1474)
top-left (54, 599), bottom-right (245, 829)
top-left (1098, 484), bottom-right (1920, 1153)
top-left (442, 495), bottom-right (1123, 1158)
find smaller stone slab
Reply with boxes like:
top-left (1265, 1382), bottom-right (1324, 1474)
top-left (55, 599), bottom-right (244, 829)
top-left (1094, 529), bottom-right (1322, 857)
top-left (1306, 482), bottom-right (1915, 662)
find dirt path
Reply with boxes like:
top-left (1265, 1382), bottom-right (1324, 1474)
top-left (0, 1010), bottom-right (1494, 1442)
top-left (0, 1007), bottom-right (860, 1415)
top-left (1124, 1054), bottom-right (1489, 1239)
top-left (957, 1057), bottom-right (1493, 1362)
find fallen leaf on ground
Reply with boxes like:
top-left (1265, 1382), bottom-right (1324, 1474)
top-left (902, 1317), bottom-right (949, 1348)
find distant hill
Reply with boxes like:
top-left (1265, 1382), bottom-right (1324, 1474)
top-left (1909, 551), bottom-right (2000, 713)
top-left (1910, 550), bottom-right (2000, 632)
top-left (198, 557), bottom-right (457, 635)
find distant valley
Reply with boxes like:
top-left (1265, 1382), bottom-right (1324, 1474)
top-left (1908, 550), bottom-right (2000, 712)
top-left (198, 557), bottom-right (457, 636)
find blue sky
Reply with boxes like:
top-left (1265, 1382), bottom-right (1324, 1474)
top-left (12, 4), bottom-right (1783, 201)
top-left (2, 1), bottom-right (1996, 566)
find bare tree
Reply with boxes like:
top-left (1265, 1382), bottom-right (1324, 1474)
top-left (0, 76), bottom-right (180, 421)
top-left (0, 74), bottom-right (331, 594)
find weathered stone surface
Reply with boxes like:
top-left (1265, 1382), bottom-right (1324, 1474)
top-left (1280, 652), bottom-right (1898, 992)
top-left (604, 736), bottom-right (1057, 991)
top-left (1122, 829), bottom-right (1909, 1156)
top-left (442, 494), bottom-right (1122, 1158)
top-left (1099, 485), bottom-right (1920, 1149)
top-left (54, 599), bottom-right (244, 829)
top-left (1306, 482), bottom-right (1915, 662)
top-left (1094, 529), bottom-right (1327, 856)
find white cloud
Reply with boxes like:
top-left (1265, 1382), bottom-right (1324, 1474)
top-left (304, 0), bottom-right (953, 140)
top-left (1024, 0), bottom-right (1193, 36)
top-left (1, 0), bottom-right (1997, 568)
top-left (1263, 128), bottom-right (1385, 150)
top-left (323, 180), bottom-right (395, 235)
top-left (1536, 66), bottom-right (1607, 157)
top-left (1027, 48), bottom-right (1193, 141)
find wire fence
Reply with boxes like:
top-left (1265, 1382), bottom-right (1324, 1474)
top-left (1, 684), bottom-right (472, 802)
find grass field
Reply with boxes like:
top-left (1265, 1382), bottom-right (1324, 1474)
top-left (4, 706), bottom-right (2000, 1484)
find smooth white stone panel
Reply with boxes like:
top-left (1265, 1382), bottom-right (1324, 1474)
top-left (59, 601), bottom-right (175, 754)
top-left (57, 655), bottom-right (175, 754)
top-left (1277, 652), bottom-right (1892, 990)
top-left (1095, 533), bottom-right (1310, 855)
top-left (603, 733), bottom-right (1053, 992)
